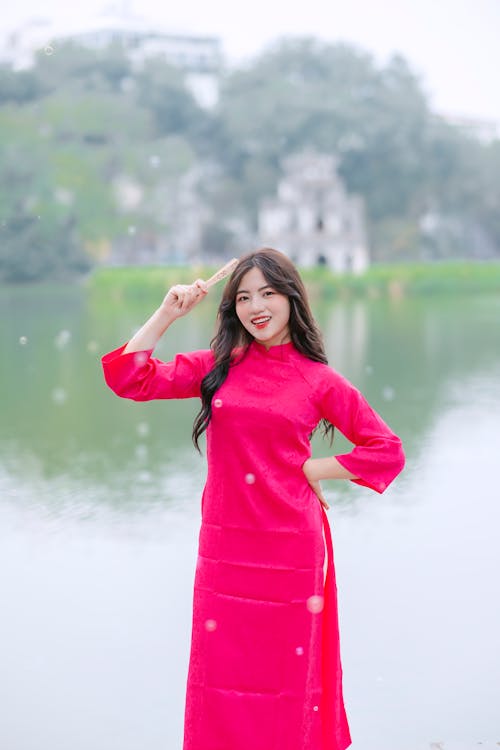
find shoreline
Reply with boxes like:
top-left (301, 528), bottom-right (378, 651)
top-left (85, 259), bottom-right (500, 300)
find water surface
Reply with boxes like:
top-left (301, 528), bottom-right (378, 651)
top-left (1, 284), bottom-right (499, 749)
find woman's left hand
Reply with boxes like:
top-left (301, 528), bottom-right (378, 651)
top-left (302, 459), bottom-right (330, 510)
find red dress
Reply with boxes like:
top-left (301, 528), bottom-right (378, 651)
top-left (102, 339), bottom-right (405, 750)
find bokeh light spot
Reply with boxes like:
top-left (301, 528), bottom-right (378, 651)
top-left (54, 330), bottom-right (71, 349)
top-left (19, 336), bottom-right (28, 346)
top-left (306, 595), bottom-right (324, 614)
top-left (133, 352), bottom-right (148, 367)
top-left (137, 422), bottom-right (150, 438)
top-left (51, 387), bottom-right (67, 405)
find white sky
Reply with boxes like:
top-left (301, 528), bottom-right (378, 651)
top-left (3, 0), bottom-right (500, 121)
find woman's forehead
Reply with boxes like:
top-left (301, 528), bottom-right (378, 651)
top-left (237, 266), bottom-right (271, 292)
top-left (236, 266), bottom-right (269, 292)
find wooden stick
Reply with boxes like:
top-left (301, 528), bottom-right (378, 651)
top-left (204, 258), bottom-right (239, 288)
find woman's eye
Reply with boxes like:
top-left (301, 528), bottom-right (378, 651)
top-left (263, 290), bottom-right (274, 297)
top-left (236, 295), bottom-right (248, 303)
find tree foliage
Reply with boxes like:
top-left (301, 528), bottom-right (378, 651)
top-left (0, 36), bottom-right (498, 281)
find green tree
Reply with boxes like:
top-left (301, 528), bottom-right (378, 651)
top-left (1, 35), bottom-right (498, 281)
top-left (214, 40), bottom-right (433, 244)
top-left (0, 52), bottom-right (199, 280)
top-left (32, 41), bottom-right (132, 96)
top-left (0, 106), bottom-right (103, 281)
top-left (0, 64), bottom-right (47, 104)
top-left (215, 38), bottom-right (498, 259)
top-left (134, 58), bottom-right (199, 133)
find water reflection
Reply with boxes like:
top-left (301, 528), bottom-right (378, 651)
top-left (323, 299), bottom-right (368, 374)
top-left (336, 374), bottom-right (500, 748)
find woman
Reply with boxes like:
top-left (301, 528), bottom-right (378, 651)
top-left (102, 247), bottom-right (405, 750)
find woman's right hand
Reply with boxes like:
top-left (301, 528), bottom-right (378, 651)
top-left (123, 279), bottom-right (208, 355)
top-left (160, 279), bottom-right (208, 320)
top-left (302, 458), bottom-right (330, 510)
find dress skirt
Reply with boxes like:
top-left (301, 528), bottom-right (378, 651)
top-left (182, 508), bottom-right (351, 750)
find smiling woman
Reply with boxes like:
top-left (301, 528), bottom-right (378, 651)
top-left (101, 247), bottom-right (405, 750)
top-left (235, 267), bottom-right (291, 348)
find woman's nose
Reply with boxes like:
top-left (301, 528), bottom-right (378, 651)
top-left (249, 295), bottom-right (265, 313)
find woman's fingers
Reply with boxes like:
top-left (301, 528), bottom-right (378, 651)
top-left (182, 279), bottom-right (207, 310)
top-left (302, 460), bottom-right (330, 510)
top-left (309, 479), bottom-right (330, 510)
top-left (194, 278), bottom-right (208, 294)
top-left (164, 280), bottom-right (208, 317)
top-left (164, 285), bottom-right (186, 311)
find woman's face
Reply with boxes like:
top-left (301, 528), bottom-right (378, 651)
top-left (235, 266), bottom-right (291, 349)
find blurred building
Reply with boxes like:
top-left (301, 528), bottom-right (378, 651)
top-left (258, 152), bottom-right (369, 272)
top-left (67, 28), bottom-right (221, 109)
top-left (107, 165), bottom-right (216, 266)
top-left (0, 10), bottom-right (222, 108)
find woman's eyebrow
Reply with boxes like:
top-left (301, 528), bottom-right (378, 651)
top-left (236, 285), bottom-right (273, 294)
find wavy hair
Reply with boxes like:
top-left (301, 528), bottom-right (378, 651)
top-left (192, 247), bottom-right (334, 450)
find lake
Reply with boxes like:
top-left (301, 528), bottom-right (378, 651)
top-left (1, 282), bottom-right (499, 750)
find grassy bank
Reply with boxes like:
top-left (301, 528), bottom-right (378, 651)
top-left (87, 260), bottom-right (500, 301)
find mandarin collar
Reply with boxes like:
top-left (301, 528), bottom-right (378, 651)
top-left (249, 340), bottom-right (296, 361)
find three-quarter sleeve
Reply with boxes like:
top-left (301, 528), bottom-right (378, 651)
top-left (318, 367), bottom-right (405, 493)
top-left (101, 343), bottom-right (214, 401)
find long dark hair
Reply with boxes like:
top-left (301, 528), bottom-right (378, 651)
top-left (192, 247), bottom-right (334, 450)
